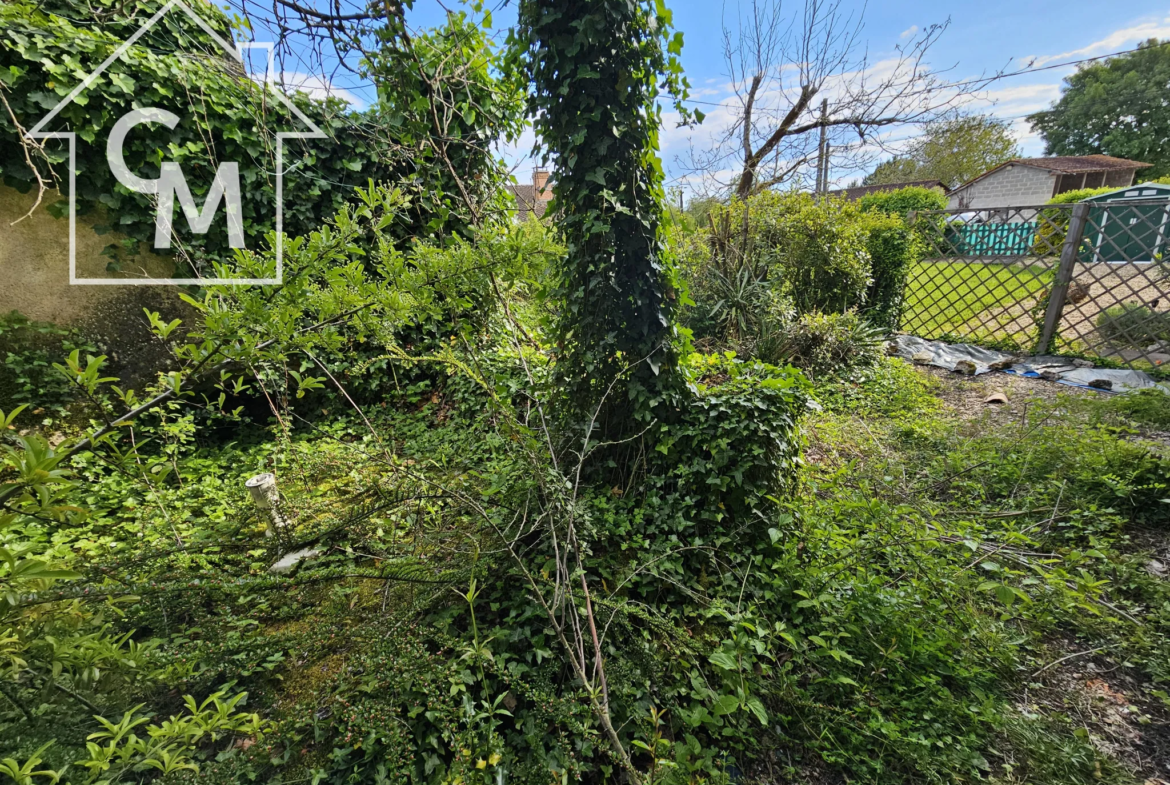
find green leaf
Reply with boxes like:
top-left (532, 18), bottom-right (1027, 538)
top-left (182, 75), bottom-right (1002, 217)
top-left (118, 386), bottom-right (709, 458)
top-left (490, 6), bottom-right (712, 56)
top-left (708, 650), bottom-right (737, 671)
top-left (994, 584), bottom-right (1016, 607)
top-left (711, 694), bottom-right (740, 716)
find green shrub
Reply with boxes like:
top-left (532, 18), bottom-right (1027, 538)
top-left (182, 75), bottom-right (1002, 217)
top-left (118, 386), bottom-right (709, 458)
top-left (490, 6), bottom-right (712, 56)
top-left (0, 0), bottom-right (522, 264)
top-left (757, 310), bottom-right (884, 378)
top-left (1106, 387), bottom-right (1170, 430)
top-left (1047, 186), bottom-right (1117, 205)
top-left (856, 189), bottom-right (936, 331)
top-left (747, 192), bottom-right (873, 314)
top-left (691, 192), bottom-right (918, 346)
top-left (633, 350), bottom-right (810, 554)
top-left (0, 311), bottom-right (96, 424)
top-left (1032, 187), bottom-right (1119, 254)
top-left (1096, 302), bottom-right (1170, 345)
top-left (857, 185), bottom-right (947, 218)
top-left (862, 215), bottom-right (918, 330)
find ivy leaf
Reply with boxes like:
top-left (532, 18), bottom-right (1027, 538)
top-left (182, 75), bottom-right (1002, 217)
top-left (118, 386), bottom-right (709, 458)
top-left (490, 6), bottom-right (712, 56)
top-left (108, 72), bottom-right (135, 93)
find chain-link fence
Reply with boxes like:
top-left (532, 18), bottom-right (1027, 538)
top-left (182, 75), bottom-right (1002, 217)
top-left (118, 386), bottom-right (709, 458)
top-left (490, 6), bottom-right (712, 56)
top-left (903, 200), bottom-right (1170, 370)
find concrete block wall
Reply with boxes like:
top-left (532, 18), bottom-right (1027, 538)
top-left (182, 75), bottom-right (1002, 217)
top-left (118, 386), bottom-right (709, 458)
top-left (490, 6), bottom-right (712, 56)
top-left (947, 164), bottom-right (1056, 210)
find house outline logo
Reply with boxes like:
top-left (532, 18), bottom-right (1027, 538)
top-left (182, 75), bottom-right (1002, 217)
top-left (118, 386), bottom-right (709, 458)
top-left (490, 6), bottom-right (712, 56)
top-left (25, 0), bottom-right (326, 286)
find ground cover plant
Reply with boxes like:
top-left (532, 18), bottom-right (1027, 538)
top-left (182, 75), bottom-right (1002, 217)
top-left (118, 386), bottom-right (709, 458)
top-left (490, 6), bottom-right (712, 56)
top-left (4, 0), bottom-right (1170, 782)
top-left (1097, 302), bottom-right (1170, 346)
top-left (7, 311), bottom-right (1170, 783)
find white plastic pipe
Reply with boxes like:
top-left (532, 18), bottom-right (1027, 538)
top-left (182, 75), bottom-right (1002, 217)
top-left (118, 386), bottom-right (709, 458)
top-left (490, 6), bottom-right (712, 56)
top-left (245, 472), bottom-right (285, 535)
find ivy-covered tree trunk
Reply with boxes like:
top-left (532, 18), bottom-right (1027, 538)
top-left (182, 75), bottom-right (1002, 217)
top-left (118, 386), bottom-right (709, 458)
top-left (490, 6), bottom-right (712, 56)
top-left (518, 0), bottom-right (684, 432)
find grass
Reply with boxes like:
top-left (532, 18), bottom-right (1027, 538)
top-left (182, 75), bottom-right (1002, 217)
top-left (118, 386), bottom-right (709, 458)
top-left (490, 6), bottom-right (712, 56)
top-left (798, 360), bottom-right (1170, 783)
top-left (901, 260), bottom-right (1051, 345)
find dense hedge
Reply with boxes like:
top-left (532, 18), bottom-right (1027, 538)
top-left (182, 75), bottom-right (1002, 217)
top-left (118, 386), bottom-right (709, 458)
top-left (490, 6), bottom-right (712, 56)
top-left (854, 186), bottom-right (947, 330)
top-left (857, 185), bottom-right (948, 218)
top-left (862, 217), bottom-right (917, 330)
top-left (0, 0), bottom-right (518, 271)
top-left (700, 191), bottom-right (918, 331)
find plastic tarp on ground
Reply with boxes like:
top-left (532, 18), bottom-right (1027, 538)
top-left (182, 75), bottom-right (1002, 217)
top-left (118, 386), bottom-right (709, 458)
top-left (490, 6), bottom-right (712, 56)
top-left (889, 335), bottom-right (1170, 393)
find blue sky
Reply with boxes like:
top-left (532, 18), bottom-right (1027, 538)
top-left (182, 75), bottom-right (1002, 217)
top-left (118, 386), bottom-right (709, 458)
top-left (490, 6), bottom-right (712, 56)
top-left (262, 0), bottom-right (1170, 194)
top-left (650, 0), bottom-right (1170, 192)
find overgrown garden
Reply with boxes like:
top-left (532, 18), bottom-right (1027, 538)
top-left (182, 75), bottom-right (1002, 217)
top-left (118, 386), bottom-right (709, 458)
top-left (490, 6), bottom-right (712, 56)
top-left (2, 1), bottom-right (1170, 783)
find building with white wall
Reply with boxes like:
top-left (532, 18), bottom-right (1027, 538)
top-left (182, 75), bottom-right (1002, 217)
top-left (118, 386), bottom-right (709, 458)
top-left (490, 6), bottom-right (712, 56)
top-left (946, 155), bottom-right (1149, 210)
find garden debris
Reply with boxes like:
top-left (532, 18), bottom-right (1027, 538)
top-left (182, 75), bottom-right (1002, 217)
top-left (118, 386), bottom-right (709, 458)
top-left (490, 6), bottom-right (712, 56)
top-left (984, 390), bottom-right (1009, 404)
top-left (889, 335), bottom-right (1170, 394)
top-left (269, 546), bottom-right (322, 574)
top-left (954, 360), bottom-right (977, 375)
top-left (1054, 367), bottom-right (1161, 392)
top-left (889, 335), bottom-right (1014, 375)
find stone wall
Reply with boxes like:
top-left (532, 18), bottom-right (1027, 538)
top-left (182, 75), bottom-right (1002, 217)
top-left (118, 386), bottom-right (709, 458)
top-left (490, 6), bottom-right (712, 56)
top-left (0, 185), bottom-right (193, 383)
top-left (947, 164), bottom-right (1056, 210)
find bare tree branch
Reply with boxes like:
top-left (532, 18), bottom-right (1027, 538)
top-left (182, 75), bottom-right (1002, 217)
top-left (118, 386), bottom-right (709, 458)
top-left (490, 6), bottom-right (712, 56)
top-left (679, 0), bottom-right (992, 198)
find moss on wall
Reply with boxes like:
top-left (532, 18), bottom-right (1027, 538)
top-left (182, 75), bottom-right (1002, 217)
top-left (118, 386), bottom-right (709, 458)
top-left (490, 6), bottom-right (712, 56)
top-left (0, 184), bottom-right (194, 383)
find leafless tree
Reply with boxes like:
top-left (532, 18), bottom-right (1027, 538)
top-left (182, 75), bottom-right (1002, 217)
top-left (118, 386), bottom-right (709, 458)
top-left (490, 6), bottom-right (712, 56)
top-left (681, 0), bottom-right (994, 199)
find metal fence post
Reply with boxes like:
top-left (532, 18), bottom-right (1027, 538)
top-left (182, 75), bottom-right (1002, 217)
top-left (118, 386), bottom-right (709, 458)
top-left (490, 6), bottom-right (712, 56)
top-left (1036, 202), bottom-right (1089, 354)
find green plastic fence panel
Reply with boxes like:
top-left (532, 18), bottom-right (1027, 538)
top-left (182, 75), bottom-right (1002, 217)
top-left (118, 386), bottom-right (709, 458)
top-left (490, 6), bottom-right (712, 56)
top-left (945, 222), bottom-right (1039, 256)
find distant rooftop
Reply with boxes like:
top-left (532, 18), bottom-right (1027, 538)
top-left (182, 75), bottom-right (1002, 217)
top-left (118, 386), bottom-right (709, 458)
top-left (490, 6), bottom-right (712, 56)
top-left (1016, 155), bottom-right (1152, 174)
top-left (508, 183), bottom-right (551, 220)
top-left (950, 155), bottom-right (1154, 194)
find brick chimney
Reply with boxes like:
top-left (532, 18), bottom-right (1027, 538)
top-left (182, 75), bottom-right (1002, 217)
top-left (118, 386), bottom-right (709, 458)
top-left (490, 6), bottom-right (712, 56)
top-left (532, 167), bottom-right (551, 199)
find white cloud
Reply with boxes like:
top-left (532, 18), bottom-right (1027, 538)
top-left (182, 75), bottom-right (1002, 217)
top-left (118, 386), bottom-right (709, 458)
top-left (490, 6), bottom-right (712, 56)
top-left (980, 84), bottom-right (1061, 103)
top-left (496, 125), bottom-right (540, 175)
top-left (661, 13), bottom-right (1170, 194)
top-left (1025, 14), bottom-right (1170, 67)
top-left (962, 82), bottom-right (1063, 120)
top-left (275, 72), bottom-right (366, 109)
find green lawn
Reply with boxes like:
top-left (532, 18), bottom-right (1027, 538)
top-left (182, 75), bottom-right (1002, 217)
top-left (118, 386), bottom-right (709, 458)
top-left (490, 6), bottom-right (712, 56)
top-left (901, 259), bottom-right (1052, 346)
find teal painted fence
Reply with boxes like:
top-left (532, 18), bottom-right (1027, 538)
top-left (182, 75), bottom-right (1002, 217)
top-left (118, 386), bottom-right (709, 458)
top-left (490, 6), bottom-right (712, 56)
top-left (945, 222), bottom-right (1038, 256)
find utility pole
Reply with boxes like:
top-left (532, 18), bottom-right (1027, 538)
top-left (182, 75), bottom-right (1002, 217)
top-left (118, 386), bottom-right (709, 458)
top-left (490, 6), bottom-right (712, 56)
top-left (821, 143), bottom-right (831, 195)
top-left (815, 99), bottom-right (828, 195)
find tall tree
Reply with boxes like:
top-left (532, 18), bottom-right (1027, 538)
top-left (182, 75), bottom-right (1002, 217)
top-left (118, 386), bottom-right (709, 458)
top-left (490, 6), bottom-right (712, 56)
top-left (1028, 39), bottom-right (1170, 178)
top-left (864, 114), bottom-right (1020, 188)
top-left (515, 0), bottom-right (693, 428)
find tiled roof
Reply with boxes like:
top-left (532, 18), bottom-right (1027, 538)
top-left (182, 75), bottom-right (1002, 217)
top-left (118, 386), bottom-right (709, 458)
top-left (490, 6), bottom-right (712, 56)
top-left (952, 155), bottom-right (1153, 193)
top-left (827, 180), bottom-right (949, 201)
top-left (509, 184), bottom-right (551, 220)
top-left (1019, 155), bottom-right (1152, 173)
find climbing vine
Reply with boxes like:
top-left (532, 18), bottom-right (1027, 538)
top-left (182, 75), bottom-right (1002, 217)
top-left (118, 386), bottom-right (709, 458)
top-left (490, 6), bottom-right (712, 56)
top-left (512, 0), bottom-right (699, 428)
top-left (0, 0), bottom-right (521, 271)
